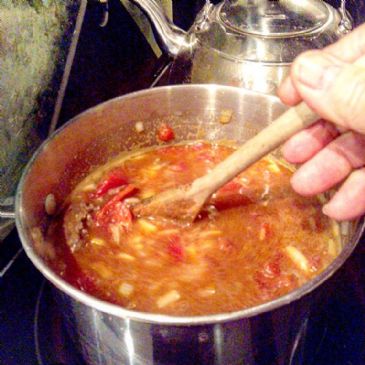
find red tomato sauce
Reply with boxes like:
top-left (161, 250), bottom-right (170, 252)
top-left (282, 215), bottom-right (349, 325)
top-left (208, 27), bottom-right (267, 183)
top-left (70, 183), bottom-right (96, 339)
top-left (47, 142), bottom-right (340, 316)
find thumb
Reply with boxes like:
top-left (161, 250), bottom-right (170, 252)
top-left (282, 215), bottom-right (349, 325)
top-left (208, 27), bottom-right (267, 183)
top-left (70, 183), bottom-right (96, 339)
top-left (291, 50), bottom-right (365, 134)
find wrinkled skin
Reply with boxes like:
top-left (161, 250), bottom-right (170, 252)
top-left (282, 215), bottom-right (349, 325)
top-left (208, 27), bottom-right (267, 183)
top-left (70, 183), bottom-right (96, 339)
top-left (278, 23), bottom-right (365, 221)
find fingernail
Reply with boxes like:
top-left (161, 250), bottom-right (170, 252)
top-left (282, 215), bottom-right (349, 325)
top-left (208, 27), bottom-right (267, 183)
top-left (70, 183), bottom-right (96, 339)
top-left (322, 204), bottom-right (330, 216)
top-left (296, 56), bottom-right (341, 90)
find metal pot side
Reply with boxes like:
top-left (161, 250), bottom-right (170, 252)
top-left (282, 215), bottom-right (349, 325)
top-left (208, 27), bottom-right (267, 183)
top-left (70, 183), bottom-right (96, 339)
top-left (15, 85), bottom-right (365, 365)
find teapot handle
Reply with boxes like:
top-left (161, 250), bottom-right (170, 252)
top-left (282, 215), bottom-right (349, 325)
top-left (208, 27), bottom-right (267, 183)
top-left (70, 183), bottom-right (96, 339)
top-left (338, 0), bottom-right (352, 34)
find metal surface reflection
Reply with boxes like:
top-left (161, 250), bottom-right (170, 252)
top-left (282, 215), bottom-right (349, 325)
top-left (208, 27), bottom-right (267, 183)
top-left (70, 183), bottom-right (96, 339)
top-left (130, 0), bottom-right (352, 94)
top-left (16, 85), bottom-right (365, 365)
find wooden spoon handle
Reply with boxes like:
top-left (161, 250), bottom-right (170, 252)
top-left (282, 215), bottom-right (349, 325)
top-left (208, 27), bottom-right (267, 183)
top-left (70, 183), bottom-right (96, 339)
top-left (190, 102), bottom-right (319, 199)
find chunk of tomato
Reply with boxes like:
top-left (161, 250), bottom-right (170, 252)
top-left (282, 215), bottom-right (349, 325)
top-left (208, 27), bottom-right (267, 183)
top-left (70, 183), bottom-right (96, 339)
top-left (95, 184), bottom-right (137, 228)
top-left (96, 201), bottom-right (133, 231)
top-left (76, 273), bottom-right (98, 294)
top-left (210, 180), bottom-right (252, 209)
top-left (167, 235), bottom-right (184, 262)
top-left (218, 180), bottom-right (242, 193)
top-left (262, 254), bottom-right (282, 278)
top-left (157, 123), bottom-right (175, 142)
top-left (93, 169), bottom-right (129, 198)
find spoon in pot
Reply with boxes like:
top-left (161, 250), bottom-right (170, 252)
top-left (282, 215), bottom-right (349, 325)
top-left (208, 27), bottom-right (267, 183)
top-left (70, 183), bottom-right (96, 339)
top-left (133, 102), bottom-right (319, 222)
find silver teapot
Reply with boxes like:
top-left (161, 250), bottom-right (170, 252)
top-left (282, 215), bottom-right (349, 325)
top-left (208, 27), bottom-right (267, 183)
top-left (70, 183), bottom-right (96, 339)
top-left (132, 0), bottom-right (352, 94)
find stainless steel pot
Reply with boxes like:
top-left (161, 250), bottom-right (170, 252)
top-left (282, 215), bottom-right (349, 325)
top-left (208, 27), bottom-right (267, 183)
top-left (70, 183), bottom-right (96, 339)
top-left (15, 85), bottom-right (364, 365)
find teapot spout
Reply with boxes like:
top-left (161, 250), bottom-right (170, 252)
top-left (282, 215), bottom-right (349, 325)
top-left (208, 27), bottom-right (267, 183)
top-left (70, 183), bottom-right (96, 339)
top-left (131, 0), bottom-right (196, 57)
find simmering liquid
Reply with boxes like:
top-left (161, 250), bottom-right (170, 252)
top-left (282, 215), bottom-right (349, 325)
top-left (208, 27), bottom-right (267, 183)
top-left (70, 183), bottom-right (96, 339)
top-left (47, 142), bottom-right (340, 316)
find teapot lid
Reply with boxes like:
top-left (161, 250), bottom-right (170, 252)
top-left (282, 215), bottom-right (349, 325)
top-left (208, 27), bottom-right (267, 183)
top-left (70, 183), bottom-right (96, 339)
top-left (192, 0), bottom-right (344, 63)
top-left (219, 0), bottom-right (331, 37)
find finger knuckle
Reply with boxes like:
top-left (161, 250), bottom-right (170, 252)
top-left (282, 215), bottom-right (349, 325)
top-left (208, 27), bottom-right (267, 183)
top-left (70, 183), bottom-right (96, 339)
top-left (292, 50), bottom-right (321, 75)
top-left (332, 66), bottom-right (365, 132)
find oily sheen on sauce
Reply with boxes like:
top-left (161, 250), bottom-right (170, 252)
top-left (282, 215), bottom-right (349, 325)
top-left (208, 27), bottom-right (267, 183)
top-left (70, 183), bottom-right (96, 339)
top-left (46, 141), bottom-right (339, 316)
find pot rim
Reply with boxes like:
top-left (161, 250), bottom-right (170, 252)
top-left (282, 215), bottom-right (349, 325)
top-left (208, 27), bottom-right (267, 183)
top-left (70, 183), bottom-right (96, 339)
top-left (15, 84), bottom-right (365, 325)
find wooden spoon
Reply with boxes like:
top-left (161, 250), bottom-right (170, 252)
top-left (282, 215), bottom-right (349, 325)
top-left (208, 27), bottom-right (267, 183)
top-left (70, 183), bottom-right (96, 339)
top-left (133, 102), bottom-right (319, 222)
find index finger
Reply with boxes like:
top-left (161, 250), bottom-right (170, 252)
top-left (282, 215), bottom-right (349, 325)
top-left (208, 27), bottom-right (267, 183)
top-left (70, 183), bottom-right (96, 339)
top-left (278, 23), bottom-right (365, 106)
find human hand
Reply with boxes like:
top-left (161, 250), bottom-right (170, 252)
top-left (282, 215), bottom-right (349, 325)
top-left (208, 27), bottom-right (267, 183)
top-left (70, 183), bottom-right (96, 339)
top-left (278, 24), bottom-right (365, 221)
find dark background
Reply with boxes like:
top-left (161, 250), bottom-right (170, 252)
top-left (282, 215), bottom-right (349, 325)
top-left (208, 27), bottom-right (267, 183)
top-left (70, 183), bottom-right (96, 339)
top-left (1, 1), bottom-right (365, 364)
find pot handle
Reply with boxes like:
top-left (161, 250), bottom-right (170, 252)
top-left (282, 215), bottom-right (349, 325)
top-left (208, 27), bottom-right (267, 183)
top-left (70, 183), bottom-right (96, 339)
top-left (0, 198), bottom-right (16, 220)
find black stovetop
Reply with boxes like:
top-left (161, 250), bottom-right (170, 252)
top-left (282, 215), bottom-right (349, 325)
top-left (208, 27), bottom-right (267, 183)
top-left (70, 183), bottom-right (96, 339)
top-left (2, 1), bottom-right (365, 364)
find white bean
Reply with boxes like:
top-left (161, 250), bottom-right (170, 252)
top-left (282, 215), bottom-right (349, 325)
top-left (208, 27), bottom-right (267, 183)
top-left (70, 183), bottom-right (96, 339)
top-left (119, 283), bottom-right (134, 297)
top-left (90, 237), bottom-right (105, 246)
top-left (45, 193), bottom-right (56, 215)
top-left (219, 109), bottom-right (233, 124)
top-left (157, 290), bottom-right (181, 308)
top-left (110, 225), bottom-right (120, 244)
top-left (198, 287), bottom-right (216, 297)
top-left (285, 246), bottom-right (309, 272)
top-left (118, 253), bottom-right (135, 261)
top-left (135, 121), bottom-right (144, 133)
